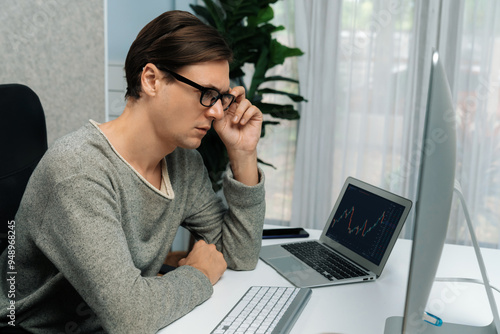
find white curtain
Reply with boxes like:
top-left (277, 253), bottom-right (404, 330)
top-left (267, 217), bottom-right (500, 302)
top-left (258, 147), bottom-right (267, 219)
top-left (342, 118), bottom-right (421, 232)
top-left (291, 0), bottom-right (343, 228)
top-left (291, 0), bottom-right (500, 248)
top-left (292, 0), bottom-right (421, 229)
top-left (442, 0), bottom-right (500, 248)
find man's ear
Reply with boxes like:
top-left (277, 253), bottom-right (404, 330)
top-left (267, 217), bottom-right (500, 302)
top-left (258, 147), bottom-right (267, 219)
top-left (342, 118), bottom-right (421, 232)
top-left (141, 63), bottom-right (161, 97)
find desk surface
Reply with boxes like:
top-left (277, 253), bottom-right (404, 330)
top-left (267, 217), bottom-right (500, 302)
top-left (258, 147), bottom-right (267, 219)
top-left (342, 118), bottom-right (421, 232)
top-left (158, 227), bottom-right (500, 334)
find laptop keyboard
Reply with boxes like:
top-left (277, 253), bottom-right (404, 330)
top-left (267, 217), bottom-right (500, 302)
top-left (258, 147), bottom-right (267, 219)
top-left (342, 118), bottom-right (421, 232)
top-left (281, 241), bottom-right (368, 280)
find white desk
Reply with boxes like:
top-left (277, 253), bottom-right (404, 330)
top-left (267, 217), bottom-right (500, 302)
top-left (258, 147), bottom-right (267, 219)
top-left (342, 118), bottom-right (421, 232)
top-left (159, 227), bottom-right (500, 334)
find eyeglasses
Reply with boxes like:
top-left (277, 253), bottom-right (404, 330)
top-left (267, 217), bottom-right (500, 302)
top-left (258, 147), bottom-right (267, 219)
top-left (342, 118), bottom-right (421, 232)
top-left (158, 67), bottom-right (235, 111)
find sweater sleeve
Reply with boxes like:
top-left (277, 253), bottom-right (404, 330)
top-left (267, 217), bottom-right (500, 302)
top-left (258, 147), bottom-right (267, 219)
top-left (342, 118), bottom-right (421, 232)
top-left (34, 173), bottom-right (213, 334)
top-left (219, 166), bottom-right (266, 270)
top-left (182, 152), bottom-right (266, 271)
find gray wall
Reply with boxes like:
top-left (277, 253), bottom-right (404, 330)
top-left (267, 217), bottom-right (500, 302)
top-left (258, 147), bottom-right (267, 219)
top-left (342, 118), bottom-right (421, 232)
top-left (0, 0), bottom-right (106, 145)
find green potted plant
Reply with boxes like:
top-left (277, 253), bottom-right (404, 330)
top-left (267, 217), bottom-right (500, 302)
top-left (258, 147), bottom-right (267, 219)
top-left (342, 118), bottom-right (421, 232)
top-left (191, 0), bottom-right (306, 191)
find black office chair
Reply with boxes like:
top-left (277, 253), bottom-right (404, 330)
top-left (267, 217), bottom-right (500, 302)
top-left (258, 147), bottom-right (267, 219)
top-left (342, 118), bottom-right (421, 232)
top-left (0, 84), bottom-right (48, 253)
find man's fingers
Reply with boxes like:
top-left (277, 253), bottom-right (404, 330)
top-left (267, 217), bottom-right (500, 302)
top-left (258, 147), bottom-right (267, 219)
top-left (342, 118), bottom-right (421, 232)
top-left (231, 98), bottom-right (253, 124)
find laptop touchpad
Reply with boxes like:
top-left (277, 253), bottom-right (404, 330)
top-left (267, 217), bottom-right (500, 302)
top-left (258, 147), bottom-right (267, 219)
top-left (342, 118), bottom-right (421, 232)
top-left (269, 257), bottom-right (310, 273)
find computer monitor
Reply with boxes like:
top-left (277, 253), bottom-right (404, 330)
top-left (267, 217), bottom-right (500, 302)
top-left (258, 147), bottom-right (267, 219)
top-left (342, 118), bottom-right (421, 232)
top-left (385, 48), bottom-right (499, 334)
top-left (401, 49), bottom-right (457, 332)
top-left (385, 49), bottom-right (458, 333)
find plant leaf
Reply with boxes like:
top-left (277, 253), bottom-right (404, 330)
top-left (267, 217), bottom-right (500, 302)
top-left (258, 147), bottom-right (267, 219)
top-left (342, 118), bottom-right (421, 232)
top-left (263, 120), bottom-right (280, 125)
top-left (262, 75), bottom-right (299, 83)
top-left (224, 0), bottom-right (260, 28)
top-left (257, 88), bottom-right (307, 102)
top-left (257, 158), bottom-right (277, 169)
top-left (201, 0), bottom-right (226, 31)
top-left (258, 23), bottom-right (284, 35)
top-left (248, 46), bottom-right (269, 100)
top-left (256, 102), bottom-right (300, 119)
top-left (257, 0), bottom-right (280, 7)
top-left (261, 120), bottom-right (280, 137)
top-left (248, 6), bottom-right (274, 26)
top-left (190, 5), bottom-right (217, 27)
top-left (269, 39), bottom-right (304, 68)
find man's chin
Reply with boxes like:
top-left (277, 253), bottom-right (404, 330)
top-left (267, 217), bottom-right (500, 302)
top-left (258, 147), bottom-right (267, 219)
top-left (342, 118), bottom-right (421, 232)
top-left (179, 140), bottom-right (203, 150)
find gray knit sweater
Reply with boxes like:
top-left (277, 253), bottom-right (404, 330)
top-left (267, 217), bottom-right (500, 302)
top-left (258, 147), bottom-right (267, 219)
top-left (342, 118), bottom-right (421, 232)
top-left (0, 122), bottom-right (265, 333)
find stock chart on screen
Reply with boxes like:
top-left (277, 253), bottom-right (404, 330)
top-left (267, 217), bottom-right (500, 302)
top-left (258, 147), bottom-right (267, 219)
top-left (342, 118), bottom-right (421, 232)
top-left (325, 184), bottom-right (406, 265)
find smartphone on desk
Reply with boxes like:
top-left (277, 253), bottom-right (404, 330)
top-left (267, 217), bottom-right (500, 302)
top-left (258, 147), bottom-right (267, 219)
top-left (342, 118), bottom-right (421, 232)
top-left (262, 227), bottom-right (309, 239)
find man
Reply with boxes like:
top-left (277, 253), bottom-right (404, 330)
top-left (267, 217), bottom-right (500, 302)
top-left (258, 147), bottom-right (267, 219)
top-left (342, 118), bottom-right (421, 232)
top-left (0, 10), bottom-right (265, 333)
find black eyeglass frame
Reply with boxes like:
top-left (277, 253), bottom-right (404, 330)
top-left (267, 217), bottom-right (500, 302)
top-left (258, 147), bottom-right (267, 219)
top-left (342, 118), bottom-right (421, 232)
top-left (158, 67), bottom-right (235, 111)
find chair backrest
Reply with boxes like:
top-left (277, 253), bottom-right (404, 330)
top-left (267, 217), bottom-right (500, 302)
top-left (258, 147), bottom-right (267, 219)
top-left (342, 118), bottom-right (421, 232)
top-left (0, 84), bottom-right (48, 251)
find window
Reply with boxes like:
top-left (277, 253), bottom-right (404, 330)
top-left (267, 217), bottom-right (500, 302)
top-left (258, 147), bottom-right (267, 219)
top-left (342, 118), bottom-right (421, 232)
top-left (270, 0), bottom-right (500, 248)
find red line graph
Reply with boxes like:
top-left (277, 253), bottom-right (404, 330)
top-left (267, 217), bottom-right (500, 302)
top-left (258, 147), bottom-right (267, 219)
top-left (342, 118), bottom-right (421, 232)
top-left (331, 207), bottom-right (386, 237)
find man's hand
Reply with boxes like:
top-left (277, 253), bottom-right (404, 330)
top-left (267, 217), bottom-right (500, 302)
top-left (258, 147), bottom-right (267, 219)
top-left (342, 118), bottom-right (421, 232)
top-left (212, 86), bottom-right (262, 186)
top-left (178, 240), bottom-right (227, 285)
top-left (213, 86), bottom-right (263, 152)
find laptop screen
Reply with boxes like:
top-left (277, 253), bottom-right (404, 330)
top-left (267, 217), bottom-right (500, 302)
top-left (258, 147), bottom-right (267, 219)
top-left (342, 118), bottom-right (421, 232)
top-left (324, 183), bottom-right (407, 266)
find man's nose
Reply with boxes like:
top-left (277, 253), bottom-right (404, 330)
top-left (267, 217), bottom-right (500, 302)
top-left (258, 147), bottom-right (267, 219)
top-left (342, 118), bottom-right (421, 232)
top-left (206, 99), bottom-right (224, 120)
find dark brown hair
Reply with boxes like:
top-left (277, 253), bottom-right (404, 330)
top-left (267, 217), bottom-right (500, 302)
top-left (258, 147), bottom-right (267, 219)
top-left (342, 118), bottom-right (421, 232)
top-left (124, 10), bottom-right (233, 99)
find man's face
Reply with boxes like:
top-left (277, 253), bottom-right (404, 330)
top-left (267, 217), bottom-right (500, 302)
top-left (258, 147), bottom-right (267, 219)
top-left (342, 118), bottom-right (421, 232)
top-left (151, 60), bottom-right (231, 150)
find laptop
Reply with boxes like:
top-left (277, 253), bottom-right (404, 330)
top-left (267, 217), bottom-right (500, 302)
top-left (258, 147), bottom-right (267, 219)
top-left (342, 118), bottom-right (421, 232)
top-left (260, 177), bottom-right (412, 288)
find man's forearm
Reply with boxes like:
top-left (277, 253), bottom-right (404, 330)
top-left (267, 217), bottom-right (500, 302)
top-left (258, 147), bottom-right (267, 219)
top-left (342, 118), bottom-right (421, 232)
top-left (227, 149), bottom-right (259, 186)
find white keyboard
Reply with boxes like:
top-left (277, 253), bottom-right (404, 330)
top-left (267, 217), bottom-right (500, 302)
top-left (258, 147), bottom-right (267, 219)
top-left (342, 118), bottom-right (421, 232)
top-left (211, 286), bottom-right (311, 334)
